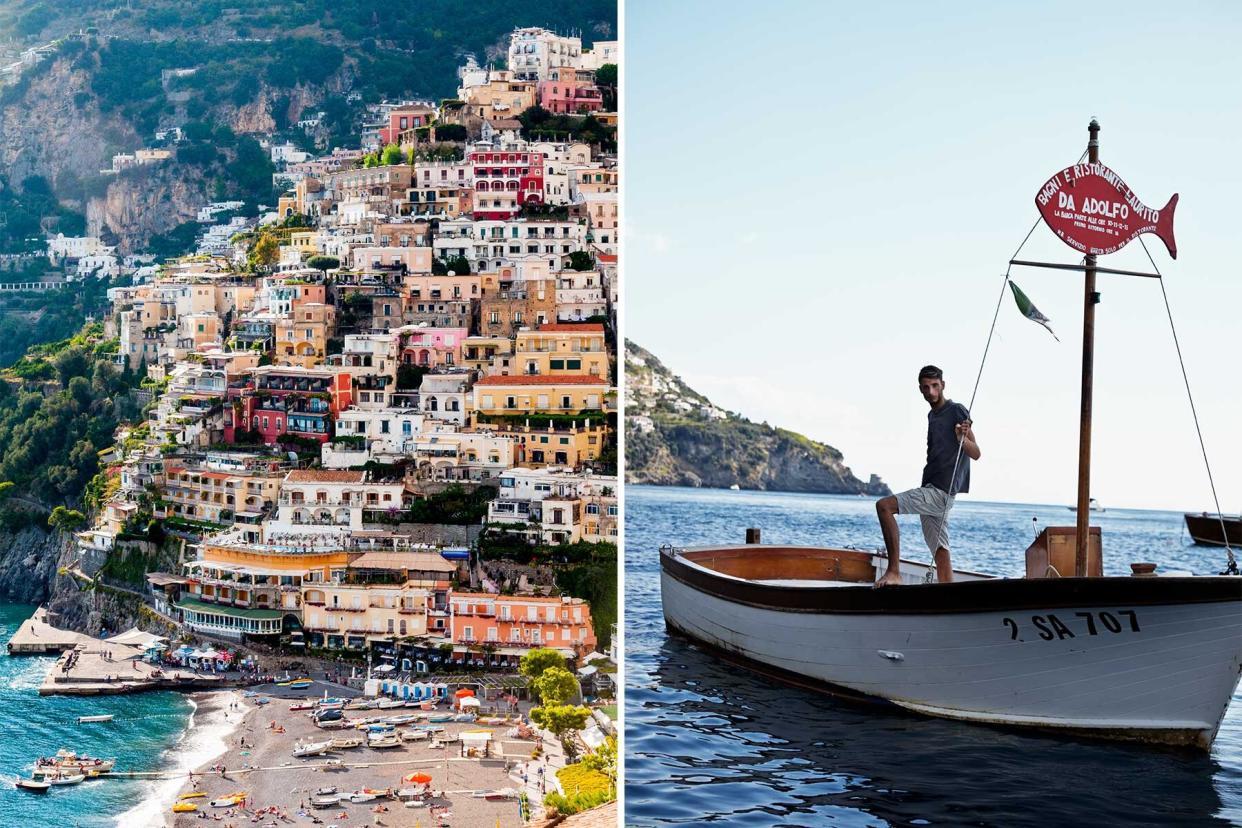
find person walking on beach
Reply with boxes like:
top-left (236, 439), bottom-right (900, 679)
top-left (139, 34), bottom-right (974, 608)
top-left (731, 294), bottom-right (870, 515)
top-left (875, 365), bottom-right (980, 586)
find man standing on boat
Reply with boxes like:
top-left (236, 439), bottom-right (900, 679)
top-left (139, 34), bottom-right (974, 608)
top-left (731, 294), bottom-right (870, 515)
top-left (875, 365), bottom-right (980, 586)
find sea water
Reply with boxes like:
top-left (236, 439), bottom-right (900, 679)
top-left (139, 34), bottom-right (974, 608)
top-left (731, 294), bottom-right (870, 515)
top-left (0, 602), bottom-right (231, 828)
top-left (625, 486), bottom-right (1242, 827)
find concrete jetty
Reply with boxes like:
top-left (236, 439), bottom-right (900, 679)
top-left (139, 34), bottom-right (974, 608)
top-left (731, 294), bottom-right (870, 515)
top-left (7, 606), bottom-right (94, 654)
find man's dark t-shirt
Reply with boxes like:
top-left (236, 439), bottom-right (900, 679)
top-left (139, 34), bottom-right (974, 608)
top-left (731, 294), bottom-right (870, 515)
top-left (922, 400), bottom-right (971, 495)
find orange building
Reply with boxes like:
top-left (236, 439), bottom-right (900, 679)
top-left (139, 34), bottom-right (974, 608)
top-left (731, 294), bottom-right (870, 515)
top-left (447, 593), bottom-right (596, 665)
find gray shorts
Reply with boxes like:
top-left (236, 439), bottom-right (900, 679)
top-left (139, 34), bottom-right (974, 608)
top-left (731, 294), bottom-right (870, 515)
top-left (894, 485), bottom-right (955, 553)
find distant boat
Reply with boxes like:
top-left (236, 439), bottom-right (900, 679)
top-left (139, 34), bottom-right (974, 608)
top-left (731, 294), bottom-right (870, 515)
top-left (77, 714), bottom-right (114, 724)
top-left (729, 484), bottom-right (741, 491)
top-left (1184, 512), bottom-right (1242, 547)
top-left (1068, 498), bottom-right (1105, 512)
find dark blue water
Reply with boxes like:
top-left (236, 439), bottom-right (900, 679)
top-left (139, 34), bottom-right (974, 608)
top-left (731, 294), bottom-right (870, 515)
top-left (0, 602), bottom-right (210, 827)
top-left (624, 486), bottom-right (1242, 827)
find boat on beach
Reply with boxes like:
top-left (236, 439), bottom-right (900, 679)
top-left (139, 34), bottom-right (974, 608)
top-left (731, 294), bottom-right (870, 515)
top-left (660, 121), bottom-right (1242, 751)
top-left (293, 739), bottom-right (334, 758)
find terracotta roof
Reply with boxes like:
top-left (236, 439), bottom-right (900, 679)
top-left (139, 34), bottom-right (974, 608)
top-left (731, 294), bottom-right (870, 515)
top-left (535, 323), bottom-right (605, 333)
top-left (348, 551), bottom-right (456, 573)
top-left (286, 470), bottom-right (366, 483)
top-left (474, 375), bottom-right (608, 386)
top-left (596, 254), bottom-right (617, 263)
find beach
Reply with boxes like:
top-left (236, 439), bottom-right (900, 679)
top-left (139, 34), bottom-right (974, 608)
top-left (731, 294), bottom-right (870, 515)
top-left (166, 689), bottom-right (535, 828)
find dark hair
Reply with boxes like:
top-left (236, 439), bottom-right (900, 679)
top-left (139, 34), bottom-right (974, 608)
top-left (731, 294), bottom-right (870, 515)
top-left (918, 365), bottom-right (943, 381)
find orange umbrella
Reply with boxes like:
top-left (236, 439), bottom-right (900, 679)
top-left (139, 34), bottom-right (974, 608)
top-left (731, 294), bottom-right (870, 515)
top-left (453, 688), bottom-right (475, 698)
top-left (403, 772), bottom-right (433, 784)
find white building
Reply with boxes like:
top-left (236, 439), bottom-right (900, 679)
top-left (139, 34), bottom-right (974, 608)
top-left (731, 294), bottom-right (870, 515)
top-left (266, 469), bottom-right (408, 536)
top-left (579, 41), bottom-right (620, 71)
top-left (418, 372), bottom-right (472, 425)
top-left (556, 270), bottom-right (607, 321)
top-left (508, 27), bottom-right (582, 81)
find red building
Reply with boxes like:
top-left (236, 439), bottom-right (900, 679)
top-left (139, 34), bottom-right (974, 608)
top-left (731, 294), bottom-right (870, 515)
top-left (224, 367), bottom-right (353, 445)
top-left (469, 146), bottom-right (545, 219)
top-left (377, 105), bottom-right (436, 146)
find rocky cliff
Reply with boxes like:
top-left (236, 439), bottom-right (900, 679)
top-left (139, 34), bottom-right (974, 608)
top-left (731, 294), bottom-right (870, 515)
top-left (626, 340), bottom-right (890, 495)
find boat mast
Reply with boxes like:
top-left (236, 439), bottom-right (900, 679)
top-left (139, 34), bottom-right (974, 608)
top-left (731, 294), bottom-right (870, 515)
top-left (1074, 118), bottom-right (1101, 576)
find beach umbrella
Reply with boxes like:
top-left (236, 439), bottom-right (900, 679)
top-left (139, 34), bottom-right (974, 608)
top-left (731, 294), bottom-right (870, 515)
top-left (402, 772), bottom-right (432, 784)
top-left (454, 688), bottom-right (475, 698)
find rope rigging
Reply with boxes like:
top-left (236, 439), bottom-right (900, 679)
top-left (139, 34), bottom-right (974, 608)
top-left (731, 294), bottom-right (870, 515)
top-left (1137, 236), bottom-right (1237, 575)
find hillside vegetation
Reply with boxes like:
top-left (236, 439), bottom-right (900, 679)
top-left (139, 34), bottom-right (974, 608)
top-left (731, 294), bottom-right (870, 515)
top-left (625, 340), bottom-right (889, 495)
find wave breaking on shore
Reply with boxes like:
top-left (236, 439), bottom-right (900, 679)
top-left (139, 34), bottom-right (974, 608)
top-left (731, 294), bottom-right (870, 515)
top-left (114, 690), bottom-right (246, 828)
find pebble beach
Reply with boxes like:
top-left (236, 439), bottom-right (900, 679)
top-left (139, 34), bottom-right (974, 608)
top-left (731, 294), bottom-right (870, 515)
top-left (167, 688), bottom-right (538, 828)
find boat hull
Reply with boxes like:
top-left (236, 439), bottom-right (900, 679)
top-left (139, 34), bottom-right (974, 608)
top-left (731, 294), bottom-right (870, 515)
top-left (1185, 513), bottom-right (1242, 547)
top-left (661, 546), bottom-right (1242, 749)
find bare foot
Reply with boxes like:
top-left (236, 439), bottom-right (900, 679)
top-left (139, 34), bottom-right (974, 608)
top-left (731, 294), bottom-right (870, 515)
top-left (874, 571), bottom-right (903, 588)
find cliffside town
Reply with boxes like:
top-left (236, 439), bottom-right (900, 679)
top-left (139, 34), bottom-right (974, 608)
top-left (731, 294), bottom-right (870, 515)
top-left (6, 27), bottom-right (621, 683)
top-left (625, 340), bottom-right (889, 495)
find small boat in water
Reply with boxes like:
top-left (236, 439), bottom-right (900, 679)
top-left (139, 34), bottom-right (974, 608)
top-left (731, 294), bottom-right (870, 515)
top-left (1184, 512), bottom-right (1242, 547)
top-left (660, 122), bottom-right (1242, 751)
top-left (77, 714), bottom-right (114, 724)
top-left (34, 751), bottom-right (115, 776)
top-left (46, 773), bottom-right (86, 786)
top-left (15, 778), bottom-right (50, 793)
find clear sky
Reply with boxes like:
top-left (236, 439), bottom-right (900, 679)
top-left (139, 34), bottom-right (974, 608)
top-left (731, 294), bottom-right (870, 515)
top-left (624, 1), bottom-right (1242, 512)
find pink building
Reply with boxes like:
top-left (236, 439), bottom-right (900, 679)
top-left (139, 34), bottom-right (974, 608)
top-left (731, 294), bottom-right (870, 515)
top-left (398, 327), bottom-right (467, 368)
top-left (537, 70), bottom-right (603, 115)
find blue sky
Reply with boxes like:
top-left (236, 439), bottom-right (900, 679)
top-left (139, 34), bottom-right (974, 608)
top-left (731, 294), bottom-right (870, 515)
top-left (624, 1), bottom-right (1242, 512)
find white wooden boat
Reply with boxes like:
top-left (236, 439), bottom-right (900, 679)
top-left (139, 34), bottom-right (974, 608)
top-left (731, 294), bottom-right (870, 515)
top-left (367, 732), bottom-right (402, 749)
top-left (329, 736), bottom-right (362, 749)
top-left (292, 739), bottom-right (333, 758)
top-left (77, 714), bottom-right (114, 724)
top-left (661, 543), bottom-right (1242, 749)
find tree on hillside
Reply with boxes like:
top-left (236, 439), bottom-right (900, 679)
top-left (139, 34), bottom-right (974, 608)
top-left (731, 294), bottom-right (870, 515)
top-left (48, 505), bottom-right (87, 532)
top-left (596, 64), bottom-right (617, 110)
top-left (568, 251), bottom-right (595, 272)
top-left (532, 665), bottom-right (578, 705)
top-left (520, 648), bottom-right (568, 681)
top-left (306, 255), bottom-right (340, 275)
top-left (380, 143), bottom-right (404, 166)
top-left (248, 234), bottom-right (279, 272)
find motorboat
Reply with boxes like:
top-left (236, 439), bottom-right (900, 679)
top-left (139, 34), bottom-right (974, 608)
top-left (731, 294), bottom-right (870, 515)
top-left (15, 778), bottom-right (50, 793)
top-left (45, 773), bottom-right (86, 786)
top-left (290, 701), bottom-right (316, 711)
top-left (315, 786), bottom-right (339, 796)
top-left (34, 751), bottom-right (115, 775)
top-left (293, 740), bottom-right (333, 758)
top-left (1068, 497), bottom-right (1105, 512)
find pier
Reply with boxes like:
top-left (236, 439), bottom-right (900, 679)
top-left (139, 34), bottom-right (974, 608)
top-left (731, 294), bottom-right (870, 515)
top-left (6, 607), bottom-right (94, 654)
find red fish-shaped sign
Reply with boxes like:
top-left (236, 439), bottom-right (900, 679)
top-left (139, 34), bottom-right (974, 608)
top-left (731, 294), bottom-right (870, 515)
top-left (1035, 162), bottom-right (1177, 259)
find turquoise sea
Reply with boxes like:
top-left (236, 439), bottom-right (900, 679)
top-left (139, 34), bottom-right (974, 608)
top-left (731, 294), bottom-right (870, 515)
top-left (0, 602), bottom-right (218, 828)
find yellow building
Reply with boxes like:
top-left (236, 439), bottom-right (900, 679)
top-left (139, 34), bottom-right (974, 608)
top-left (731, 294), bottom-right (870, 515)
top-left (462, 335), bottom-right (514, 373)
top-left (513, 323), bottom-right (608, 377)
top-left (479, 419), bottom-right (610, 468)
top-left (275, 302), bottom-right (334, 368)
top-left (160, 465), bottom-right (282, 526)
top-left (472, 375), bottom-right (611, 415)
top-left (300, 551), bottom-right (456, 649)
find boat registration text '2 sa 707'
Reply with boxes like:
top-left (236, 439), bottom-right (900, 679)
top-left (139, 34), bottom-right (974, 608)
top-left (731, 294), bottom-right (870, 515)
top-left (1001, 609), bottom-right (1140, 642)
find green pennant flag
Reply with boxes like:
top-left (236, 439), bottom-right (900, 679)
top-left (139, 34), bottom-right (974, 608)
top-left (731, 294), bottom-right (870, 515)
top-left (1008, 280), bottom-right (1059, 341)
